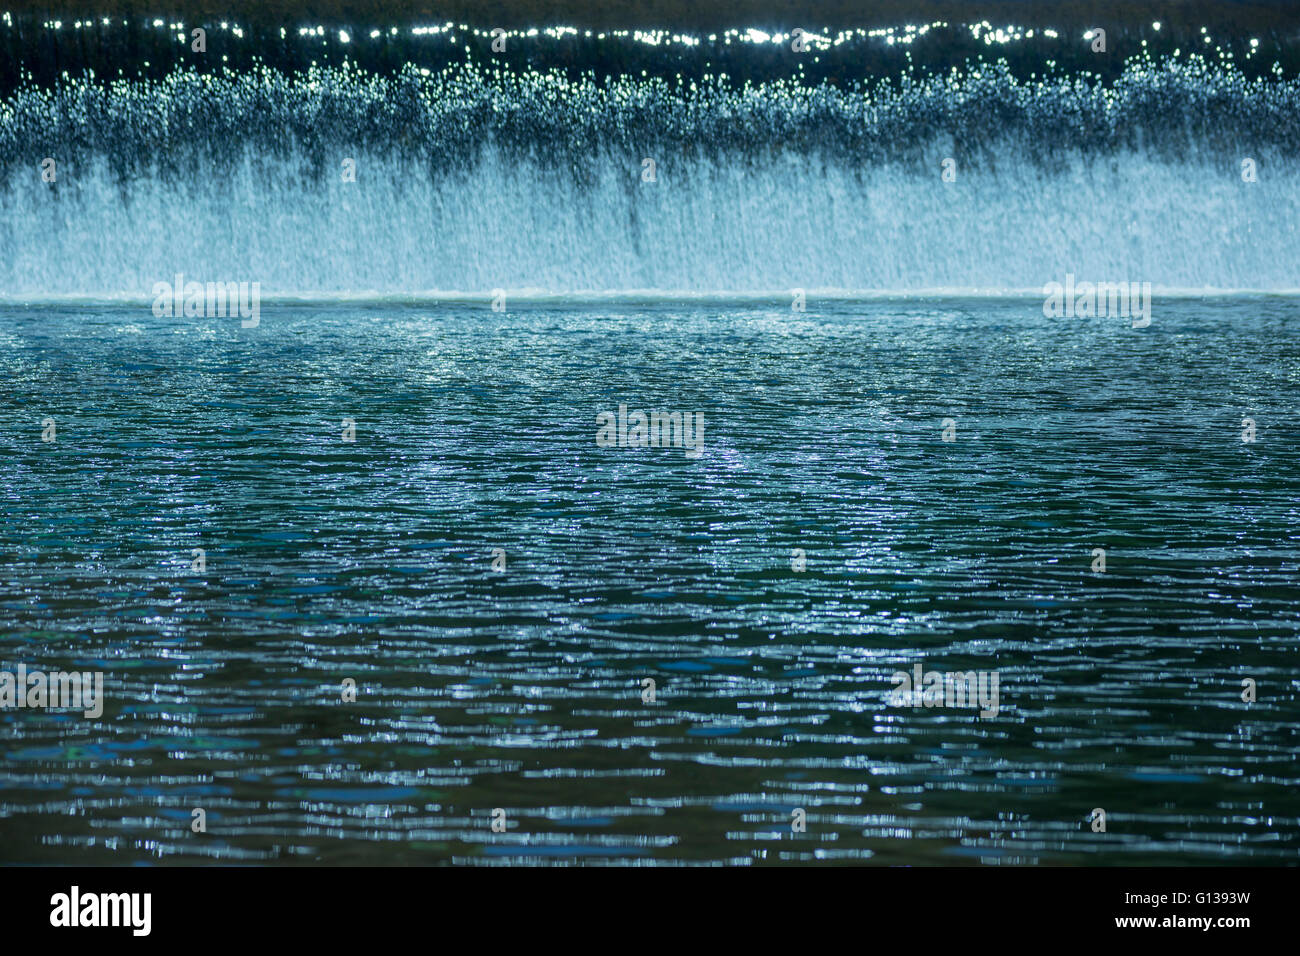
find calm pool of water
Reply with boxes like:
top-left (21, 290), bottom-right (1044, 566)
top-left (1, 297), bottom-right (1297, 864)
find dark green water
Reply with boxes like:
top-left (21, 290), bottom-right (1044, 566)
top-left (1, 297), bottom-right (1297, 865)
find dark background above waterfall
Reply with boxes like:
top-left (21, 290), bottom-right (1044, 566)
top-left (22, 1), bottom-right (1300, 33)
top-left (7, 2), bottom-right (1300, 95)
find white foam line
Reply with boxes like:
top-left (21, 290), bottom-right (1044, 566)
top-left (2, 287), bottom-right (1300, 307)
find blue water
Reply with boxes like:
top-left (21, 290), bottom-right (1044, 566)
top-left (1, 297), bottom-right (1297, 864)
top-left (3, 14), bottom-right (1300, 865)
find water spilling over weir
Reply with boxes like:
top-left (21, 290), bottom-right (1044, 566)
top-left (1, 27), bottom-right (1298, 295)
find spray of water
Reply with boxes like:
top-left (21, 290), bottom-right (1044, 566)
top-left (2, 57), bottom-right (1297, 295)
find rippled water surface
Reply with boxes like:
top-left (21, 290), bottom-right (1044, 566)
top-left (1, 298), bottom-right (1298, 865)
